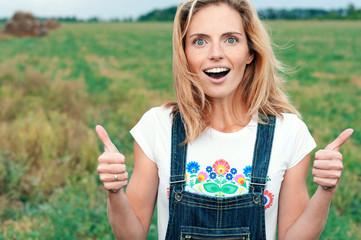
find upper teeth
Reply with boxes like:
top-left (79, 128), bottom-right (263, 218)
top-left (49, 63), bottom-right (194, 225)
top-left (205, 68), bottom-right (229, 73)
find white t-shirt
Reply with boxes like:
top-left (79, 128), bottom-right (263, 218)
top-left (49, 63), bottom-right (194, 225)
top-left (130, 106), bottom-right (316, 240)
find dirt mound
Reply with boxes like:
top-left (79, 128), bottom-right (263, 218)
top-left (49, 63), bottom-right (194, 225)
top-left (2, 11), bottom-right (60, 37)
top-left (45, 19), bottom-right (61, 30)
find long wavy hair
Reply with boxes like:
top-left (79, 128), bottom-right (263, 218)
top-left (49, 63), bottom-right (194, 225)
top-left (165, 0), bottom-right (299, 142)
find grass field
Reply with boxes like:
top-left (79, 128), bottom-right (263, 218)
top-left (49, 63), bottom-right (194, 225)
top-left (0, 21), bottom-right (360, 239)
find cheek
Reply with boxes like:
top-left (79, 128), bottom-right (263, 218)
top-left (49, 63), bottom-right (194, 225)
top-left (185, 51), bottom-right (200, 73)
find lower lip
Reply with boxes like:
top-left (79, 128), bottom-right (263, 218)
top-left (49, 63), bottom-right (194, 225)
top-left (205, 73), bottom-right (228, 84)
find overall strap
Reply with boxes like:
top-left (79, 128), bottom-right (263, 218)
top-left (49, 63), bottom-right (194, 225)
top-left (169, 112), bottom-right (188, 195)
top-left (250, 115), bottom-right (276, 202)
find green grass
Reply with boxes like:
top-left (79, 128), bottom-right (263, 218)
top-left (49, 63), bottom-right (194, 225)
top-left (0, 21), bottom-right (360, 239)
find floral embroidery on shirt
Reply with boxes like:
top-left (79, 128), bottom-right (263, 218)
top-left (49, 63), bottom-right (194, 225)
top-left (186, 161), bottom-right (200, 174)
top-left (185, 160), bottom-right (274, 208)
top-left (264, 190), bottom-right (274, 210)
top-left (213, 159), bottom-right (230, 175)
top-left (186, 159), bottom-right (251, 197)
top-left (243, 165), bottom-right (252, 177)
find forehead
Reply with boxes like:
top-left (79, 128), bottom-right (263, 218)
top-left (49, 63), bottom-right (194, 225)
top-left (186, 3), bottom-right (245, 36)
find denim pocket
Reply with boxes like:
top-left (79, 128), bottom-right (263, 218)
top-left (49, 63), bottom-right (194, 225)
top-left (180, 226), bottom-right (250, 240)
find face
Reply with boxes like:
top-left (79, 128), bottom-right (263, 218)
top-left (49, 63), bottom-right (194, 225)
top-left (185, 3), bottom-right (253, 101)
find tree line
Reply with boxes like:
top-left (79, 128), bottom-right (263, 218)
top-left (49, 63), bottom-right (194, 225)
top-left (138, 4), bottom-right (361, 21)
top-left (0, 4), bottom-right (360, 23)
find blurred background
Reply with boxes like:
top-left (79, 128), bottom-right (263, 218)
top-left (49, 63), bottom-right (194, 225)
top-left (0, 0), bottom-right (360, 239)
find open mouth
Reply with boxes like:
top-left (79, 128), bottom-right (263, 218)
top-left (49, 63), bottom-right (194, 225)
top-left (204, 68), bottom-right (230, 79)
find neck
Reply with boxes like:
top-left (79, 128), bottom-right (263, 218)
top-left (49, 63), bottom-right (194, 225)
top-left (210, 98), bottom-right (251, 133)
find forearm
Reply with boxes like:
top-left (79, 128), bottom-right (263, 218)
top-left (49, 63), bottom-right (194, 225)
top-left (107, 190), bottom-right (146, 240)
top-left (283, 186), bottom-right (334, 240)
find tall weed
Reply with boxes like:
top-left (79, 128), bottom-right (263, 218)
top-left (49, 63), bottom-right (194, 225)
top-left (0, 68), bottom-right (98, 205)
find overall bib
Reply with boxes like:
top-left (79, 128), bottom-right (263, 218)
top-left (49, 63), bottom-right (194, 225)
top-left (165, 113), bottom-right (276, 240)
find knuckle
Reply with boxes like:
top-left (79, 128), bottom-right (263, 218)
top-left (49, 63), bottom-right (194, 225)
top-left (315, 150), bottom-right (321, 159)
top-left (99, 175), bottom-right (106, 182)
top-left (103, 183), bottom-right (111, 190)
top-left (98, 154), bottom-right (108, 163)
top-left (313, 176), bottom-right (319, 184)
top-left (120, 180), bottom-right (128, 188)
top-left (313, 160), bottom-right (320, 168)
top-left (99, 175), bottom-right (104, 182)
top-left (335, 161), bottom-right (343, 170)
top-left (114, 153), bottom-right (125, 163)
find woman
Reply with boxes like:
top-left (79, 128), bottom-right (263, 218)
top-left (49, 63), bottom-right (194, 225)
top-left (96, 0), bottom-right (353, 239)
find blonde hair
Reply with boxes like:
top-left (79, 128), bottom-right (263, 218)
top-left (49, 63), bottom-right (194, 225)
top-left (166, 0), bottom-right (299, 142)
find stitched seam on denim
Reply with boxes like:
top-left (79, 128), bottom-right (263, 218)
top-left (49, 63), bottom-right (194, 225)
top-left (180, 194), bottom-right (255, 204)
top-left (250, 122), bottom-right (261, 193)
top-left (177, 201), bottom-right (256, 210)
top-left (166, 200), bottom-right (176, 239)
top-left (181, 232), bottom-right (249, 237)
top-left (181, 192), bottom-right (255, 203)
top-left (219, 200), bottom-right (223, 228)
top-left (182, 227), bottom-right (249, 231)
top-left (178, 202), bottom-right (255, 210)
top-left (166, 114), bottom-right (178, 240)
top-left (181, 142), bottom-right (187, 191)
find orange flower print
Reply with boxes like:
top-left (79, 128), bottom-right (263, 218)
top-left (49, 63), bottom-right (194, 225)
top-left (197, 171), bottom-right (208, 183)
top-left (213, 159), bottom-right (230, 175)
top-left (264, 190), bottom-right (274, 210)
top-left (234, 174), bottom-right (246, 185)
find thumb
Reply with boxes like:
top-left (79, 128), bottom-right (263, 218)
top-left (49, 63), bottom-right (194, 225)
top-left (325, 128), bottom-right (354, 151)
top-left (95, 125), bottom-right (119, 153)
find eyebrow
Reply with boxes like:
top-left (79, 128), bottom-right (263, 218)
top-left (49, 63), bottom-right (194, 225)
top-left (189, 31), bottom-right (243, 38)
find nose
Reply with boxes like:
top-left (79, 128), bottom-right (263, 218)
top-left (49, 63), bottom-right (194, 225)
top-left (208, 42), bottom-right (224, 61)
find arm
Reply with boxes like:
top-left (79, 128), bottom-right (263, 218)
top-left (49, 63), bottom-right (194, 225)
top-left (96, 126), bottom-right (158, 240)
top-left (278, 154), bottom-right (333, 240)
top-left (278, 129), bottom-right (353, 240)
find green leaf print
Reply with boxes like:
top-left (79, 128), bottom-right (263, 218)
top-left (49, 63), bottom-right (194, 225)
top-left (203, 183), bottom-right (221, 193)
top-left (220, 184), bottom-right (238, 194)
top-left (189, 180), bottom-right (194, 187)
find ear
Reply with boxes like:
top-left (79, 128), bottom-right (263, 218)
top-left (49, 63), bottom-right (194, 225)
top-left (247, 53), bottom-right (254, 64)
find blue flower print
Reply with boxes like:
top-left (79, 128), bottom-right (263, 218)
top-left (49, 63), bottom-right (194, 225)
top-left (230, 168), bottom-right (237, 175)
top-left (226, 173), bottom-right (233, 181)
top-left (206, 166), bottom-right (213, 173)
top-left (243, 165), bottom-right (252, 177)
top-left (210, 172), bottom-right (217, 179)
top-left (187, 161), bottom-right (200, 174)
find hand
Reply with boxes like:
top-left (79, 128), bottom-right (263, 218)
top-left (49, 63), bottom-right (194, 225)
top-left (312, 129), bottom-right (354, 190)
top-left (96, 125), bottom-right (128, 193)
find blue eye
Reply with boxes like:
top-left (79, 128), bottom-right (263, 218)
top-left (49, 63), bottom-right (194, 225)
top-left (194, 39), bottom-right (206, 46)
top-left (226, 38), bottom-right (237, 44)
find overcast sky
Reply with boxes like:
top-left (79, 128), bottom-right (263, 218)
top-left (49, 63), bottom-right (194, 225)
top-left (0, 0), bottom-right (360, 20)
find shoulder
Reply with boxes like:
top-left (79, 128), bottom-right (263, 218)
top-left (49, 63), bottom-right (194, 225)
top-left (140, 106), bottom-right (173, 125)
top-left (274, 113), bottom-right (315, 148)
top-left (277, 113), bottom-right (304, 125)
top-left (276, 113), bottom-right (309, 133)
top-left (132, 105), bottom-right (174, 136)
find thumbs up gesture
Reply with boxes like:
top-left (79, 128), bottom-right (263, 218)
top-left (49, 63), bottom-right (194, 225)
top-left (96, 125), bottom-right (128, 193)
top-left (312, 129), bottom-right (354, 190)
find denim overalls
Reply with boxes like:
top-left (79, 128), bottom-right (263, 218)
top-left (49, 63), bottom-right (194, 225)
top-left (165, 113), bottom-right (276, 240)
